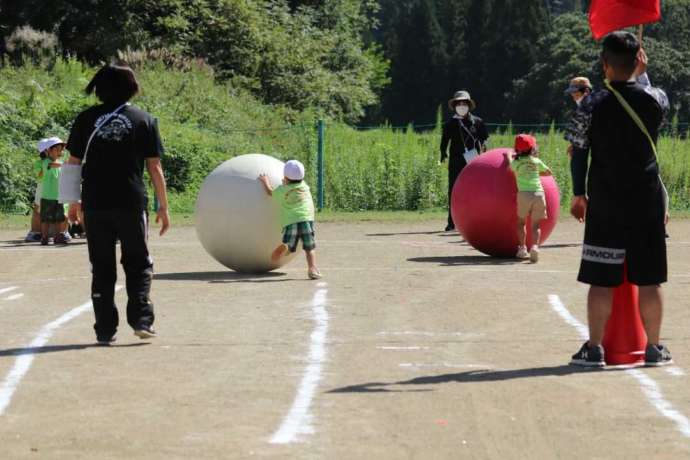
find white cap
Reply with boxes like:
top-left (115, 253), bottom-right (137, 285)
top-left (37, 137), bottom-right (65, 153)
top-left (284, 160), bottom-right (305, 181)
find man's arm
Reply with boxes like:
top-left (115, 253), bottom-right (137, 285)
top-left (145, 157), bottom-right (170, 236)
top-left (634, 49), bottom-right (670, 115)
top-left (570, 146), bottom-right (589, 222)
top-left (439, 122), bottom-right (450, 162)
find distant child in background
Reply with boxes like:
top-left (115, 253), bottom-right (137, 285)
top-left (505, 134), bottom-right (553, 263)
top-left (37, 137), bottom-right (71, 245)
top-left (258, 160), bottom-right (322, 280)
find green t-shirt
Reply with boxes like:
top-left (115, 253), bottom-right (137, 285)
top-left (510, 155), bottom-right (549, 192)
top-left (39, 157), bottom-right (63, 200)
top-left (273, 182), bottom-right (315, 227)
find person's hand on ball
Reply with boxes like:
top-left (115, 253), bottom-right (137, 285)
top-left (570, 195), bottom-right (587, 223)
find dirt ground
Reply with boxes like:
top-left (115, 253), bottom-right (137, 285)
top-left (1, 218), bottom-right (689, 460)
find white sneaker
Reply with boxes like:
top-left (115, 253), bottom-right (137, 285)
top-left (516, 246), bottom-right (529, 259)
top-left (530, 245), bottom-right (540, 263)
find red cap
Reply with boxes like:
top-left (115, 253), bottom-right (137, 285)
top-left (514, 134), bottom-right (537, 153)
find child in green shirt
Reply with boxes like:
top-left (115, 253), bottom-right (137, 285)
top-left (258, 160), bottom-right (322, 280)
top-left (505, 134), bottom-right (553, 263)
top-left (36, 137), bottom-right (70, 245)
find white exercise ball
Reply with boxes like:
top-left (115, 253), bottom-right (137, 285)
top-left (195, 154), bottom-right (297, 273)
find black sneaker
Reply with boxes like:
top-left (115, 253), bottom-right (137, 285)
top-left (645, 344), bottom-right (673, 367)
top-left (134, 325), bottom-right (157, 339)
top-left (570, 342), bottom-right (605, 367)
top-left (445, 224), bottom-right (455, 232)
top-left (96, 335), bottom-right (116, 346)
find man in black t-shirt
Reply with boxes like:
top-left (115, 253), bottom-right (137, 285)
top-left (440, 90), bottom-right (489, 231)
top-left (66, 64), bottom-right (170, 345)
top-left (565, 32), bottom-right (672, 367)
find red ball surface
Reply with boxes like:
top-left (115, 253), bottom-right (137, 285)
top-left (451, 148), bottom-right (560, 257)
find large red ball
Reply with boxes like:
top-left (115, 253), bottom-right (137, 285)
top-left (451, 148), bottom-right (560, 258)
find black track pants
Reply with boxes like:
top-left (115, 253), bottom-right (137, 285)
top-left (84, 209), bottom-right (154, 339)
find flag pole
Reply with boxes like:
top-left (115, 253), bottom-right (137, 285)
top-left (637, 24), bottom-right (644, 44)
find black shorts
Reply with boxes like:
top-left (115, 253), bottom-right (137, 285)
top-left (40, 199), bottom-right (66, 224)
top-left (578, 205), bottom-right (666, 287)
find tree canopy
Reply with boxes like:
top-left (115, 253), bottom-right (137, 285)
top-left (2, 0), bottom-right (690, 124)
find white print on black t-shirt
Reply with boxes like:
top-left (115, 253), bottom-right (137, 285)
top-left (94, 113), bottom-right (133, 142)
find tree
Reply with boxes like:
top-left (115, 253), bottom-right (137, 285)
top-left (504, 12), bottom-right (599, 123)
top-left (0, 0), bottom-right (387, 122)
top-left (375, 0), bottom-right (451, 125)
top-left (505, 11), bottom-right (690, 124)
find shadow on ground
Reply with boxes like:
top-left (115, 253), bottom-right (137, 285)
top-left (540, 243), bottom-right (582, 250)
top-left (0, 343), bottom-right (149, 357)
top-left (407, 255), bottom-right (522, 266)
top-left (0, 240), bottom-right (88, 249)
top-left (153, 271), bottom-right (292, 283)
top-left (327, 365), bottom-right (615, 394)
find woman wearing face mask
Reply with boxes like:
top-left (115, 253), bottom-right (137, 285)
top-left (440, 90), bottom-right (489, 231)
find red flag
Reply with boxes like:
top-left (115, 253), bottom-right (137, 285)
top-left (589, 0), bottom-right (661, 40)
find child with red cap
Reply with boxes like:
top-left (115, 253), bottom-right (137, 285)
top-left (505, 134), bottom-right (553, 262)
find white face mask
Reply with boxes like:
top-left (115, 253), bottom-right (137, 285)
top-left (455, 105), bottom-right (469, 117)
top-left (574, 96), bottom-right (584, 106)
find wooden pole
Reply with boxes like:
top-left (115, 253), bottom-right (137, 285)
top-left (637, 24), bottom-right (644, 44)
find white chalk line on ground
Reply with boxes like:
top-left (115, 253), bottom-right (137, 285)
top-left (0, 286), bottom-right (122, 416)
top-left (547, 294), bottom-right (690, 438)
top-left (269, 281), bottom-right (329, 444)
top-left (0, 287), bottom-right (18, 296)
top-left (3, 293), bottom-right (24, 301)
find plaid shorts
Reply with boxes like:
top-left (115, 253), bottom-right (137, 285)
top-left (282, 221), bottom-right (316, 252)
top-left (40, 198), bottom-right (66, 224)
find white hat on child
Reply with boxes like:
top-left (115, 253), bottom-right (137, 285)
top-left (38, 137), bottom-right (65, 153)
top-left (284, 160), bottom-right (305, 181)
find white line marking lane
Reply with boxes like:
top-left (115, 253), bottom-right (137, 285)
top-left (0, 287), bottom-right (18, 296)
top-left (3, 293), bottom-right (24, 301)
top-left (0, 286), bottom-right (123, 416)
top-left (548, 294), bottom-right (690, 438)
top-left (270, 281), bottom-right (329, 444)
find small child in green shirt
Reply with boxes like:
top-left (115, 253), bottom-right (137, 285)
top-left (505, 134), bottom-right (553, 263)
top-left (36, 137), bottom-right (71, 245)
top-left (258, 160), bottom-right (322, 280)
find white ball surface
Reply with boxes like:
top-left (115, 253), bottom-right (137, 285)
top-left (195, 154), bottom-right (297, 273)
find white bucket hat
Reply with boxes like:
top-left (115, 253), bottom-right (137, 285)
top-left (37, 136), bottom-right (65, 153)
top-left (284, 160), bottom-right (305, 181)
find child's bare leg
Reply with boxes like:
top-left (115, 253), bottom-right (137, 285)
top-left (41, 222), bottom-right (49, 240)
top-left (305, 250), bottom-right (321, 279)
top-left (517, 218), bottom-right (526, 247)
top-left (306, 249), bottom-right (317, 272)
top-left (271, 243), bottom-right (289, 263)
top-left (59, 218), bottom-right (68, 234)
top-left (531, 219), bottom-right (542, 246)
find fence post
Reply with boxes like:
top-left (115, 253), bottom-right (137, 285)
top-left (317, 119), bottom-right (325, 210)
